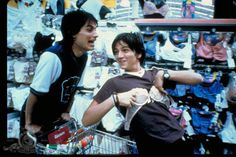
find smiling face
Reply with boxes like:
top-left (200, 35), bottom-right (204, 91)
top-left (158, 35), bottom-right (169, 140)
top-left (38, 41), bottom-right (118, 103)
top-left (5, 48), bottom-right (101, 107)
top-left (113, 40), bottom-right (142, 72)
top-left (72, 20), bottom-right (98, 57)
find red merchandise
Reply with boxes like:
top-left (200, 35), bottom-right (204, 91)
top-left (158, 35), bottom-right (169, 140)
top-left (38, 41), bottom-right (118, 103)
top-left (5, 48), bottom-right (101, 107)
top-left (77, 135), bottom-right (94, 149)
top-left (48, 126), bottom-right (70, 144)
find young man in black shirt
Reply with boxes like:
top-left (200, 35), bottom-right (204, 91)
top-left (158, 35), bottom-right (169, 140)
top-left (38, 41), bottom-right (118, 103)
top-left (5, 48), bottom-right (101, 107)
top-left (82, 32), bottom-right (203, 156)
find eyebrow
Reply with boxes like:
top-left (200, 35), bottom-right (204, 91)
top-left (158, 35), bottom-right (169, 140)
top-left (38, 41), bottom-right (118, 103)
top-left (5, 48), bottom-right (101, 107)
top-left (121, 45), bottom-right (129, 49)
top-left (86, 21), bottom-right (98, 28)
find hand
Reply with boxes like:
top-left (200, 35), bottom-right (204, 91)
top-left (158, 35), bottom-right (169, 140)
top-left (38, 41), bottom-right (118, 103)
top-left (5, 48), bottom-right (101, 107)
top-left (25, 124), bottom-right (42, 134)
top-left (132, 88), bottom-right (149, 105)
top-left (149, 86), bottom-right (165, 101)
top-left (61, 112), bottom-right (71, 121)
top-left (153, 70), bottom-right (167, 95)
top-left (117, 88), bottom-right (148, 107)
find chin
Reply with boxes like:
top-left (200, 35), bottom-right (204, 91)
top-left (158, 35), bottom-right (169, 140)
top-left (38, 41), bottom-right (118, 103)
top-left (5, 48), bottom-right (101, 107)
top-left (87, 47), bottom-right (93, 51)
top-left (89, 46), bottom-right (95, 50)
top-left (119, 65), bottom-right (126, 69)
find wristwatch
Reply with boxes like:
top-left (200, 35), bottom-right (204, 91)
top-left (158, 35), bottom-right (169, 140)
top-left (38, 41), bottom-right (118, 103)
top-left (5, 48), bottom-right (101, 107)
top-left (163, 69), bottom-right (170, 80)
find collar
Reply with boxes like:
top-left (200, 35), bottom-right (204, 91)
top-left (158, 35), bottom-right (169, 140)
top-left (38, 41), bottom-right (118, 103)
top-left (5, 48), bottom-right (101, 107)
top-left (123, 68), bottom-right (145, 77)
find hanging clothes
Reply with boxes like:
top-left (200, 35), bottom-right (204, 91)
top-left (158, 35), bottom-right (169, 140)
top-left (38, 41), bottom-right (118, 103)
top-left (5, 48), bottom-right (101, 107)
top-left (159, 31), bottom-right (193, 68)
top-left (101, 0), bottom-right (117, 9)
top-left (143, 0), bottom-right (169, 18)
top-left (195, 32), bottom-right (228, 61)
top-left (143, 32), bottom-right (160, 59)
top-left (218, 111), bottom-right (236, 144)
top-left (182, 0), bottom-right (195, 18)
top-left (226, 72), bottom-right (236, 105)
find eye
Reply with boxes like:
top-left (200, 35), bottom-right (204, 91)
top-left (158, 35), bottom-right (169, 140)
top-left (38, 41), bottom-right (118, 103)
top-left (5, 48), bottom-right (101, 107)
top-left (122, 48), bottom-right (130, 53)
top-left (86, 25), bottom-right (96, 32)
top-left (113, 50), bottom-right (118, 56)
top-left (87, 27), bottom-right (93, 32)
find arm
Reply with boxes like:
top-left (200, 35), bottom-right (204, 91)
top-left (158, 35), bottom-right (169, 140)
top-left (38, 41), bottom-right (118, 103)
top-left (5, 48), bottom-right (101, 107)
top-left (165, 69), bottom-right (204, 84)
top-left (154, 69), bottom-right (204, 94)
top-left (82, 89), bottom-right (139, 126)
top-left (25, 93), bottom-right (42, 134)
top-left (25, 52), bottom-right (62, 133)
top-left (82, 96), bottom-right (114, 126)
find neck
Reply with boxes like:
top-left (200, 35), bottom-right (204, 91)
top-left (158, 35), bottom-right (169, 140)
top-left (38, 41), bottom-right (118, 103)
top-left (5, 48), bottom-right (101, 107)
top-left (133, 65), bottom-right (143, 72)
top-left (126, 65), bottom-right (142, 73)
top-left (124, 66), bottom-right (145, 77)
top-left (72, 45), bottom-right (84, 57)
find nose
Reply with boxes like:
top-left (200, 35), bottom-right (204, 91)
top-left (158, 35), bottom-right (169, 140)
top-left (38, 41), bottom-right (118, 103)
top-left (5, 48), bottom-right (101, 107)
top-left (93, 30), bottom-right (98, 38)
top-left (116, 51), bottom-right (124, 58)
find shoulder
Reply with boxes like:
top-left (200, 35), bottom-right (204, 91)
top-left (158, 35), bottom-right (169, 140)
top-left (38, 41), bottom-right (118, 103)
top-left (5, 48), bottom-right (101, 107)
top-left (40, 51), bottom-right (60, 60)
top-left (107, 75), bottom-right (121, 83)
top-left (102, 75), bottom-right (122, 87)
top-left (38, 51), bottom-right (62, 67)
top-left (45, 42), bottom-right (63, 54)
top-left (146, 67), bottom-right (160, 75)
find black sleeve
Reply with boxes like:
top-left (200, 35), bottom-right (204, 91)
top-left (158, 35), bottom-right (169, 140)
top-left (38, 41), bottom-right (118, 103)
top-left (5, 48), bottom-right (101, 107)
top-left (164, 80), bottom-right (176, 90)
top-left (93, 78), bottom-right (114, 104)
top-left (150, 67), bottom-right (176, 90)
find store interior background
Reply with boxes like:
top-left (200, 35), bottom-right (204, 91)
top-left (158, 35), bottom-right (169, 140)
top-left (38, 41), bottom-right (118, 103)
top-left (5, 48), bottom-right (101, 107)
top-left (4, 0), bottom-right (236, 155)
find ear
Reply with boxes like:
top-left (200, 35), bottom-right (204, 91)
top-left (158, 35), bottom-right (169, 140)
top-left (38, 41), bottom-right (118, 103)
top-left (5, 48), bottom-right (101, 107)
top-left (137, 53), bottom-right (142, 59)
top-left (72, 33), bottom-right (78, 39)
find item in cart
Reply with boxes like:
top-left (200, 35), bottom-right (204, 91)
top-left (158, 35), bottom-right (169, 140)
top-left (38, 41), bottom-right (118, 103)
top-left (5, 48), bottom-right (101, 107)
top-left (76, 135), bottom-right (94, 149)
top-left (46, 144), bottom-right (68, 154)
top-left (77, 128), bottom-right (85, 134)
top-left (44, 142), bottom-right (75, 154)
top-left (67, 128), bottom-right (85, 143)
top-left (48, 126), bottom-right (70, 144)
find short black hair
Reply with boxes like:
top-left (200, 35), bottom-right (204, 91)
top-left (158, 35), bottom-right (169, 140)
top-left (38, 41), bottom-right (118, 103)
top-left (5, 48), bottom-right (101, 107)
top-left (60, 9), bottom-right (97, 49)
top-left (112, 32), bottom-right (146, 65)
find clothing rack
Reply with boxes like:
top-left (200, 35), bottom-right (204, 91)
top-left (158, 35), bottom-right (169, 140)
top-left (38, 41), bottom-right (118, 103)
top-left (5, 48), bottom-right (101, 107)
top-left (135, 19), bottom-right (236, 32)
top-left (146, 61), bottom-right (184, 70)
top-left (137, 19), bottom-right (236, 71)
top-left (192, 64), bottom-right (236, 72)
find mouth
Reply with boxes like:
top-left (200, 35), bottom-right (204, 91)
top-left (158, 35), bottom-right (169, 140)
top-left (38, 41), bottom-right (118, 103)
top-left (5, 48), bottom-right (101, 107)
top-left (88, 40), bottom-right (95, 47)
top-left (118, 60), bottom-right (126, 65)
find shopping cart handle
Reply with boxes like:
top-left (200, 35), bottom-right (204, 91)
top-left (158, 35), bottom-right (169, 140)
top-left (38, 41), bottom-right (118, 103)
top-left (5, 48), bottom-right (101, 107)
top-left (27, 131), bottom-right (37, 143)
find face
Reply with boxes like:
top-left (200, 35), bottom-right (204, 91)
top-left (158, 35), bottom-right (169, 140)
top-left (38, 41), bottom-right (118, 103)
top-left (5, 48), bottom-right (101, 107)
top-left (113, 41), bottom-right (141, 72)
top-left (72, 20), bottom-right (98, 56)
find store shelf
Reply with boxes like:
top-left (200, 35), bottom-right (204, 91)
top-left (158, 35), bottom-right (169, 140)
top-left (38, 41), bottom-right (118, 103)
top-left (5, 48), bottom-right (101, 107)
top-left (7, 108), bottom-right (20, 120)
top-left (135, 19), bottom-right (236, 32)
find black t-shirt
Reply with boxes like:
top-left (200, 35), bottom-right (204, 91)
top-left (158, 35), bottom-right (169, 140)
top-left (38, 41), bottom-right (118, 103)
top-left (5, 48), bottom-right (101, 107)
top-left (94, 69), bottom-right (184, 143)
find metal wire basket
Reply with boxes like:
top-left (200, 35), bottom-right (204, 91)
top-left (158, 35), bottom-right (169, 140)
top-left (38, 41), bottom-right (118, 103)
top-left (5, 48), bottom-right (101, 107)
top-left (30, 120), bottom-right (138, 155)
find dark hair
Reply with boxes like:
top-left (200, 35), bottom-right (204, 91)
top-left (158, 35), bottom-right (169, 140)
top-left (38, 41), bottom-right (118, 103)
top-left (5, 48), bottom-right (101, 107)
top-left (112, 32), bottom-right (146, 65)
top-left (60, 9), bottom-right (97, 49)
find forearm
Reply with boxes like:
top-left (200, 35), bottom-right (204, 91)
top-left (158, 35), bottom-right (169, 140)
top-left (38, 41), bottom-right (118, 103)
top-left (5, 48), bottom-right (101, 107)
top-left (25, 93), bottom-right (38, 125)
top-left (82, 96), bottom-right (114, 126)
top-left (82, 88), bottom-right (141, 126)
top-left (168, 70), bottom-right (204, 84)
top-left (156, 69), bottom-right (204, 85)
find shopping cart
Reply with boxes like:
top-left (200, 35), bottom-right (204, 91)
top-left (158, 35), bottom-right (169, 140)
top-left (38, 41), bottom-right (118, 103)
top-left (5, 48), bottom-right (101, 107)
top-left (76, 127), bottom-right (139, 155)
top-left (27, 118), bottom-right (81, 154)
top-left (27, 119), bottom-right (138, 155)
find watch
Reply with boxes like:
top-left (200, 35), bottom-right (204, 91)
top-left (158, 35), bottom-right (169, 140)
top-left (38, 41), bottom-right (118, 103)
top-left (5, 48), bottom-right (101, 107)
top-left (163, 69), bottom-right (170, 80)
